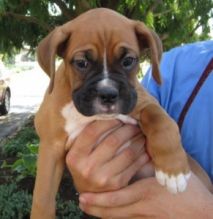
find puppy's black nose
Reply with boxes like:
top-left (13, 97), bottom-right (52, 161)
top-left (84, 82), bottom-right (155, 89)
top-left (97, 87), bottom-right (118, 104)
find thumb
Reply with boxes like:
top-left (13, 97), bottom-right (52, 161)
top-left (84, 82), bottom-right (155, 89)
top-left (79, 178), bottom-right (156, 207)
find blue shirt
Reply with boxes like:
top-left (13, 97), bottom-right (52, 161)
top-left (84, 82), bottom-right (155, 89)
top-left (142, 40), bottom-right (213, 181)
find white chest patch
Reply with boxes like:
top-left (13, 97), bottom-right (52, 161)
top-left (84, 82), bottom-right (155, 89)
top-left (61, 102), bottom-right (137, 147)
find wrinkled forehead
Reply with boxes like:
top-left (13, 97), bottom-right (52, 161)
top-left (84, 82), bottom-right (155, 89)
top-left (64, 13), bottom-right (140, 60)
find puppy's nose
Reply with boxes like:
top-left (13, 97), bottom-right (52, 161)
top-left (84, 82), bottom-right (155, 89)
top-left (97, 87), bottom-right (118, 104)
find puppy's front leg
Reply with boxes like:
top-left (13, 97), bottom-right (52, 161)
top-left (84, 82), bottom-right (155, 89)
top-left (31, 141), bottom-right (65, 219)
top-left (140, 104), bottom-right (190, 193)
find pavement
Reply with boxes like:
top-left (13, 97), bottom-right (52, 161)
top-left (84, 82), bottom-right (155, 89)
top-left (0, 63), bottom-right (49, 142)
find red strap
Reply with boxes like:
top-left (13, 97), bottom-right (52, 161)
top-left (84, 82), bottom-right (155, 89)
top-left (178, 58), bottom-right (213, 130)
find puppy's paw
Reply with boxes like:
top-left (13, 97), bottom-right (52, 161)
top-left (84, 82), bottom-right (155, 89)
top-left (155, 170), bottom-right (191, 193)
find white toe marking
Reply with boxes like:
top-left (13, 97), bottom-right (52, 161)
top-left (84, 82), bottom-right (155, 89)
top-left (167, 175), bottom-right (178, 193)
top-left (176, 173), bottom-right (187, 192)
top-left (155, 170), bottom-right (166, 186)
top-left (155, 170), bottom-right (191, 194)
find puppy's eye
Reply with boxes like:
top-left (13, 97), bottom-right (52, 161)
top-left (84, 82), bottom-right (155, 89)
top-left (73, 59), bottom-right (89, 71)
top-left (121, 56), bottom-right (137, 70)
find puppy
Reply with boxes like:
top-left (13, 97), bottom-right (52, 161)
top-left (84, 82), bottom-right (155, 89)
top-left (31, 8), bottom-right (192, 219)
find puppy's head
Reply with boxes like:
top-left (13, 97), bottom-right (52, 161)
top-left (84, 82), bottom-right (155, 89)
top-left (37, 8), bottom-right (162, 117)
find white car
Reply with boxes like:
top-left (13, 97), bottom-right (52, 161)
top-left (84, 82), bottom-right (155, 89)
top-left (0, 69), bottom-right (11, 115)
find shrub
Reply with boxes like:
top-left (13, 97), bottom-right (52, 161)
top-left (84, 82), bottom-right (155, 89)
top-left (0, 183), bottom-right (32, 219)
top-left (2, 126), bottom-right (39, 157)
top-left (2, 143), bottom-right (38, 181)
top-left (0, 119), bottom-right (87, 219)
top-left (57, 198), bottom-right (83, 219)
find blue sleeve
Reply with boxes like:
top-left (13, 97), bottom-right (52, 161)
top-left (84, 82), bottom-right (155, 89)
top-left (141, 40), bottom-right (213, 181)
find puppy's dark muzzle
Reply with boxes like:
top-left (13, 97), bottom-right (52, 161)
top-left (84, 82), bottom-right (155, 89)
top-left (72, 74), bottom-right (137, 116)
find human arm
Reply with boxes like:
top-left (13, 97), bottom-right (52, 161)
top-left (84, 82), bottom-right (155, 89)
top-left (79, 173), bottom-right (213, 219)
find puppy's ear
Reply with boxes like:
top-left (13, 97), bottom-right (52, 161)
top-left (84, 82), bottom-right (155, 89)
top-left (37, 27), bottom-right (70, 93)
top-left (135, 22), bottom-right (163, 84)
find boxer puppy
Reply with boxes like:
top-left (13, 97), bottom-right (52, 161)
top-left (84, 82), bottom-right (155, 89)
top-left (31, 8), bottom-right (192, 219)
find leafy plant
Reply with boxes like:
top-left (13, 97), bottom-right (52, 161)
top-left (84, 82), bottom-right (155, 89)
top-left (0, 0), bottom-right (212, 56)
top-left (56, 198), bottom-right (83, 219)
top-left (1, 143), bottom-right (38, 181)
top-left (2, 125), bottom-right (39, 157)
top-left (0, 118), bottom-right (93, 218)
top-left (0, 183), bottom-right (32, 219)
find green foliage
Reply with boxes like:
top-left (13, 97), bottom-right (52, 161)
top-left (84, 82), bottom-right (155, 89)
top-left (0, 127), bottom-right (82, 218)
top-left (56, 198), bottom-right (83, 219)
top-left (1, 122), bottom-right (39, 181)
top-left (0, 0), bottom-right (212, 56)
top-left (0, 183), bottom-right (83, 219)
top-left (0, 121), bottom-right (86, 219)
top-left (0, 183), bottom-right (32, 219)
top-left (145, 11), bottom-right (154, 28)
top-left (2, 143), bottom-right (38, 181)
top-left (2, 125), bottom-right (39, 156)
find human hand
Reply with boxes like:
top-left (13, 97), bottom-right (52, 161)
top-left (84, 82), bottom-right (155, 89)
top-left (66, 120), bottom-right (149, 193)
top-left (79, 173), bottom-right (213, 219)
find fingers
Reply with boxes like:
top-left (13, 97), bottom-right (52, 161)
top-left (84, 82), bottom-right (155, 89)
top-left (91, 124), bottom-right (141, 165)
top-left (103, 135), bottom-right (146, 176)
top-left (134, 161), bottom-right (155, 179)
top-left (66, 120), bottom-right (121, 162)
top-left (88, 153), bottom-right (149, 193)
top-left (66, 119), bottom-right (148, 193)
top-left (113, 153), bottom-right (150, 188)
top-left (79, 180), bottom-right (150, 218)
top-left (80, 180), bottom-right (145, 208)
top-left (80, 136), bottom-right (148, 192)
top-left (79, 203), bottom-right (139, 219)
